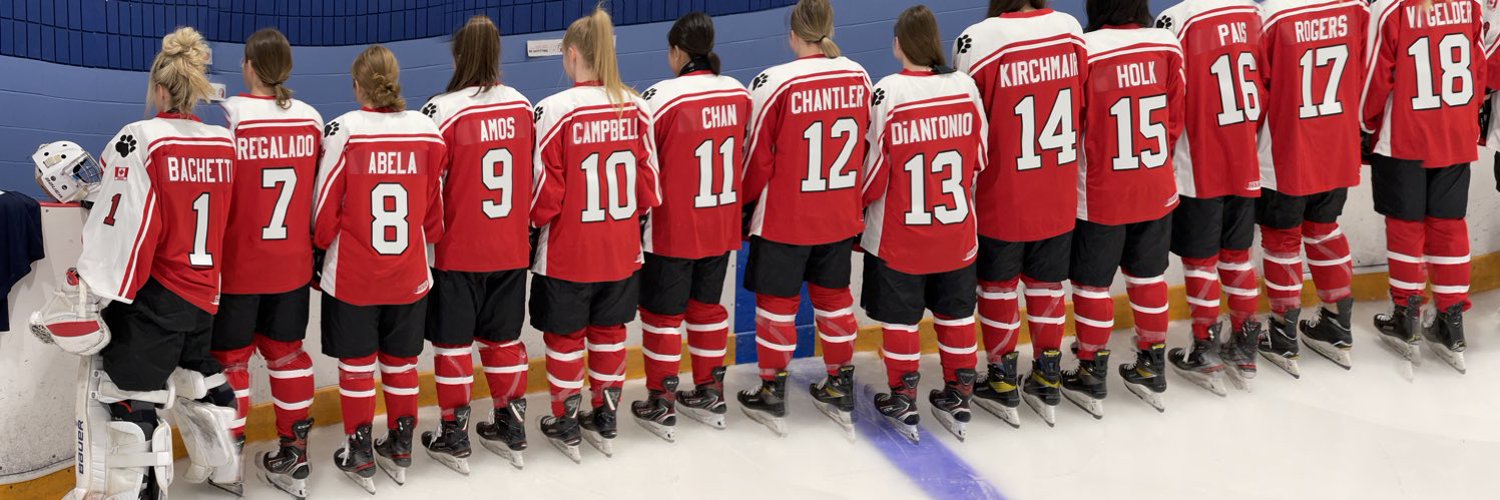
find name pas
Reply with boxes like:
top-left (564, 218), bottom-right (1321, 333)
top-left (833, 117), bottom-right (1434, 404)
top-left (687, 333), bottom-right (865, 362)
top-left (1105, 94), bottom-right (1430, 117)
top-left (236, 134), bottom-right (317, 161)
top-left (890, 112), bottom-right (976, 146)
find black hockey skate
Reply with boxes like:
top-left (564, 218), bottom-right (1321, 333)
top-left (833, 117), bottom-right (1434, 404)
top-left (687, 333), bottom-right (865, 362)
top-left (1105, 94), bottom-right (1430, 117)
top-left (257, 418), bottom-right (311, 500)
top-left (1170, 324), bottom-right (1227, 397)
top-left (929, 369), bottom-right (975, 441)
top-left (1021, 350), bottom-right (1062, 427)
top-left (580, 387), bottom-right (621, 457)
top-left (477, 399), bottom-right (528, 469)
top-left (631, 376), bottom-right (678, 443)
top-left (1301, 298), bottom-right (1354, 370)
top-left (1220, 319), bottom-right (1261, 390)
top-left (810, 365), bottom-right (855, 441)
top-left (420, 406), bottom-right (472, 475)
top-left (972, 352), bottom-right (1022, 428)
top-left (1375, 296), bottom-right (1423, 376)
top-left (333, 424), bottom-right (377, 495)
top-left (738, 371), bottom-right (789, 437)
top-left (373, 416), bottom-right (413, 485)
top-left (1120, 342), bottom-right (1168, 412)
top-left (1061, 350), bottom-right (1109, 419)
top-left (677, 367), bottom-right (728, 430)
top-left (875, 372), bottom-right (920, 444)
top-left (540, 395), bottom-right (583, 464)
top-left (1259, 310), bottom-right (1302, 378)
top-left (1424, 304), bottom-right (1467, 374)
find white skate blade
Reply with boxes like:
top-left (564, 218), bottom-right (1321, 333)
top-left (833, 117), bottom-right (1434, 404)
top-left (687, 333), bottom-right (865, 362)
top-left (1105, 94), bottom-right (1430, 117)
top-left (812, 400), bottom-right (855, 442)
top-left (343, 471), bottom-right (377, 495)
top-left (1124, 382), bottom-right (1166, 413)
top-left (207, 479), bottom-right (244, 497)
top-left (881, 415), bottom-right (919, 444)
top-left (423, 446), bottom-right (471, 475)
top-left (1301, 337), bottom-right (1352, 370)
top-left (1258, 351), bottom-right (1302, 379)
top-left (632, 416), bottom-right (676, 443)
top-left (1222, 366), bottom-right (1254, 392)
top-left (677, 406), bottom-right (727, 430)
top-left (547, 437), bottom-right (583, 464)
top-left (1061, 389), bottom-right (1105, 420)
top-left (257, 465), bottom-right (307, 500)
top-left (1170, 364), bottom-right (1227, 397)
top-left (374, 454), bottom-right (406, 485)
top-left (928, 406), bottom-right (967, 441)
top-left (740, 406), bottom-right (788, 437)
top-left (1425, 340), bottom-right (1467, 374)
top-left (1378, 334), bottom-right (1421, 381)
top-left (1019, 392), bottom-right (1054, 428)
top-left (478, 439), bottom-right (525, 470)
top-left (973, 398), bottom-right (1022, 428)
top-left (582, 428), bottom-right (614, 457)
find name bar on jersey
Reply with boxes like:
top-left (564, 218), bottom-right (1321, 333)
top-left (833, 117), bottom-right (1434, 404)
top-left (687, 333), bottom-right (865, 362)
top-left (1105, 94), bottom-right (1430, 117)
top-left (890, 111), bottom-right (976, 146)
top-left (236, 134), bottom-right (317, 161)
top-left (1295, 14), bottom-right (1350, 43)
top-left (791, 84), bottom-right (867, 114)
top-left (997, 52), bottom-right (1079, 88)
top-left (1407, 0), bottom-right (1472, 29)
top-left (573, 117), bottom-right (640, 144)
top-left (167, 156), bottom-right (233, 183)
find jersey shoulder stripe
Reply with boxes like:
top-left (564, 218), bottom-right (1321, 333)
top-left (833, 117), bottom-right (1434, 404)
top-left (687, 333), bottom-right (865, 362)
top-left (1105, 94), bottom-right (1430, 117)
top-left (1262, 0), bottom-right (1369, 30)
top-left (1085, 28), bottom-right (1183, 58)
top-left (955, 11), bottom-right (1084, 75)
top-left (425, 85), bottom-right (534, 133)
top-left (222, 96), bottom-right (324, 131)
top-left (643, 75), bottom-right (749, 117)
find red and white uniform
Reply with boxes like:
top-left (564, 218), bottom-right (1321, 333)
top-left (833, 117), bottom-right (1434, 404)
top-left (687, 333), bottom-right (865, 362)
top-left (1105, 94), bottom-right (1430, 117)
top-left (1078, 27), bottom-right (1185, 225)
top-left (423, 85), bottom-right (535, 272)
top-left (861, 69), bottom-right (987, 275)
top-left (1157, 0), bottom-right (1266, 198)
top-left (1479, 0), bottom-right (1500, 148)
top-left (312, 108), bottom-right (446, 305)
top-left (954, 9), bottom-right (1087, 242)
top-left (744, 55), bottom-right (872, 245)
top-left (641, 71), bottom-right (751, 259)
top-left (218, 95), bottom-right (323, 294)
top-left (1363, 0), bottom-right (1486, 166)
top-left (78, 114), bottom-right (236, 313)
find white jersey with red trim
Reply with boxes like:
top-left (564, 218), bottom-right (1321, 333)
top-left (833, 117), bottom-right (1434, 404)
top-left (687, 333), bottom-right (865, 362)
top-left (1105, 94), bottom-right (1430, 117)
top-left (421, 85), bottom-right (535, 273)
top-left (861, 69), bottom-right (987, 276)
top-left (640, 71), bottom-right (751, 259)
top-left (218, 95), bottom-right (323, 295)
top-left (78, 115), bottom-right (236, 313)
top-left (1362, 0), bottom-right (1485, 167)
top-left (312, 108), bottom-right (446, 306)
top-left (954, 9), bottom-right (1087, 242)
top-left (743, 55), bottom-right (873, 246)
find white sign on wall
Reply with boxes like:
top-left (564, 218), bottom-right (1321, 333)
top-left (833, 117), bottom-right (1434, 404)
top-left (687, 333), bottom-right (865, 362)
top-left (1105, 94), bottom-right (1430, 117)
top-left (526, 39), bottom-right (564, 58)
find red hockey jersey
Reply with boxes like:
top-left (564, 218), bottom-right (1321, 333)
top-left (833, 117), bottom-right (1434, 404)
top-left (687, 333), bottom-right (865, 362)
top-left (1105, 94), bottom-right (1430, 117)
top-left (218, 95), bottom-right (323, 295)
top-left (861, 69), bottom-right (988, 275)
top-left (640, 71), bottom-right (751, 259)
top-left (421, 85), bottom-right (535, 272)
top-left (77, 114), bottom-right (237, 313)
top-left (743, 55), bottom-right (872, 246)
top-left (1079, 26), bottom-right (1186, 226)
top-left (955, 9), bottom-right (1087, 242)
top-left (312, 108), bottom-right (445, 306)
top-left (1259, 0), bottom-right (1369, 195)
top-left (530, 83), bottom-right (661, 283)
top-left (1157, 0), bottom-right (1266, 199)
top-left (1363, 0), bottom-right (1486, 167)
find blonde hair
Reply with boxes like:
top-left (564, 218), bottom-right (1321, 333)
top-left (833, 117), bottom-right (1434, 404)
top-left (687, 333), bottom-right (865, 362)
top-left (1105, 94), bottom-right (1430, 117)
top-left (563, 7), bottom-right (634, 110)
top-left (791, 0), bottom-right (841, 58)
top-left (149, 27), bottom-right (216, 115)
top-left (351, 45), bottom-right (406, 111)
top-left (245, 28), bottom-right (295, 109)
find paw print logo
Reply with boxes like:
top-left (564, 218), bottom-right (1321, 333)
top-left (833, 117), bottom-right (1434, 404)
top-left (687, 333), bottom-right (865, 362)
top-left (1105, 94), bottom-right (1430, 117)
top-left (1155, 15), bottom-right (1173, 30)
top-left (324, 121), bottom-right (340, 138)
top-left (421, 103), bottom-right (438, 118)
top-left (533, 106), bottom-right (545, 123)
top-left (956, 35), bottom-right (973, 55)
top-left (872, 88), bottom-right (886, 107)
top-left (751, 73), bottom-right (770, 91)
top-left (114, 135), bottom-right (137, 157)
top-left (642, 88), bottom-right (658, 101)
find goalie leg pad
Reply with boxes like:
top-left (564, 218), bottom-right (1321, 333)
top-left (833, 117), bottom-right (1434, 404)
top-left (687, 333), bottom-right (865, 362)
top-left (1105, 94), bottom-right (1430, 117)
top-left (169, 369), bottom-right (238, 470)
top-left (70, 357), bottom-right (173, 500)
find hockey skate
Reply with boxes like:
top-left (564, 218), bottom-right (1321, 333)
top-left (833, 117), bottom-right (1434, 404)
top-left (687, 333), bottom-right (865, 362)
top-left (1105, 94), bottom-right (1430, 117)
top-left (333, 424), bottom-right (377, 495)
top-left (1259, 310), bottom-right (1302, 378)
top-left (257, 419), bottom-right (311, 500)
top-left (540, 395), bottom-right (583, 464)
top-left (373, 416), bottom-right (414, 485)
top-left (972, 352), bottom-right (1022, 428)
top-left (810, 365), bottom-right (856, 441)
top-left (677, 367), bottom-right (728, 430)
top-left (1120, 342), bottom-right (1167, 412)
top-left (1061, 350), bottom-right (1109, 419)
top-left (875, 372), bottom-right (920, 444)
top-left (1423, 304), bottom-right (1467, 374)
top-left (202, 435), bottom-right (245, 496)
top-left (476, 399), bottom-right (528, 470)
top-left (580, 388), bottom-right (621, 457)
top-left (1170, 324), bottom-right (1226, 397)
top-left (1375, 296), bottom-right (1423, 378)
top-left (738, 371), bottom-right (789, 437)
top-left (1301, 299), bottom-right (1354, 370)
top-left (420, 407), bottom-right (472, 475)
top-left (631, 376), bottom-right (678, 443)
top-left (1220, 319), bottom-right (1260, 391)
top-left (1021, 350), bottom-right (1061, 427)
top-left (929, 369), bottom-right (976, 441)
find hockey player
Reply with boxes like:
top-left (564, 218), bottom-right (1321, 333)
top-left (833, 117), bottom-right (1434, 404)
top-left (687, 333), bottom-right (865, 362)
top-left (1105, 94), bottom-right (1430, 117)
top-left (531, 8), bottom-right (660, 461)
top-left (315, 45), bottom-right (446, 493)
top-left (863, 5), bottom-right (987, 443)
top-left (633, 12), bottom-right (750, 441)
top-left (1155, 0), bottom-right (1270, 381)
top-left (208, 28), bottom-right (322, 498)
top-left (1253, 0), bottom-right (1369, 374)
top-left (739, 0), bottom-right (871, 439)
top-left (1363, 0), bottom-right (1485, 375)
top-left (418, 16), bottom-right (535, 472)
top-left (1066, 0), bottom-right (1186, 414)
top-left (954, 0), bottom-right (1088, 427)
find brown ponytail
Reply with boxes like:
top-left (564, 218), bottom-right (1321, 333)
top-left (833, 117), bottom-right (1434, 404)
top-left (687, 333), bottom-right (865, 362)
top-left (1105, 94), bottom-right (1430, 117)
top-left (446, 15), bottom-right (502, 94)
top-left (149, 27), bottom-right (216, 115)
top-left (352, 45), bottom-right (406, 111)
top-left (563, 7), bottom-right (634, 110)
top-left (895, 6), bottom-right (946, 69)
top-left (791, 0), bottom-right (841, 58)
top-left (244, 28), bottom-right (295, 109)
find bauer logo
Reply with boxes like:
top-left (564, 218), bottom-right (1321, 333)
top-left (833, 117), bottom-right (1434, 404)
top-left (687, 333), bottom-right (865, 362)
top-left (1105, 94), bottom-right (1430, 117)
top-left (75, 420), bottom-right (85, 472)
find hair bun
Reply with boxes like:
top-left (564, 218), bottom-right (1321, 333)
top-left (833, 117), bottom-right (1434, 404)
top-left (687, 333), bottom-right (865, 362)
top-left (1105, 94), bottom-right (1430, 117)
top-left (161, 27), bottom-right (211, 66)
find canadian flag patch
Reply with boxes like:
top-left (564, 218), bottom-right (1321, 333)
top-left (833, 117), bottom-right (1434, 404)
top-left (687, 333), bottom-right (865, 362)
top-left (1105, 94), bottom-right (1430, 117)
top-left (114, 166), bottom-right (128, 180)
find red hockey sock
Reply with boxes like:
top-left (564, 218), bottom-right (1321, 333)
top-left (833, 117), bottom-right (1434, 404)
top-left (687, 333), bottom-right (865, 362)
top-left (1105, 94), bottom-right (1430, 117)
top-left (210, 345), bottom-right (254, 438)
top-left (378, 353), bottom-right (419, 429)
top-left (754, 294), bottom-right (799, 379)
top-left (586, 325), bottom-right (628, 408)
top-left (1181, 256), bottom-right (1221, 339)
top-left (977, 278), bottom-right (1021, 363)
top-left (1303, 221), bottom-right (1353, 304)
top-left (337, 354), bottom-right (377, 435)
top-left (639, 309), bottom-right (684, 392)
top-left (880, 323), bottom-right (921, 388)
top-left (684, 299), bottom-right (730, 387)
top-left (1260, 225), bottom-right (1305, 314)
top-left (933, 314), bottom-right (977, 382)
top-left (1218, 249), bottom-right (1259, 324)
top-left (255, 336), bottom-right (314, 438)
top-left (1071, 285), bottom-right (1113, 361)
top-left (544, 330), bottom-right (586, 416)
top-left (1385, 217), bottom-right (1427, 306)
top-left (430, 343), bottom-right (473, 420)
top-left (1125, 274), bottom-right (1169, 348)
top-left (1425, 217), bottom-right (1471, 311)
top-left (477, 339), bottom-right (527, 407)
top-left (1023, 278), bottom-right (1066, 359)
top-left (809, 284), bottom-right (857, 374)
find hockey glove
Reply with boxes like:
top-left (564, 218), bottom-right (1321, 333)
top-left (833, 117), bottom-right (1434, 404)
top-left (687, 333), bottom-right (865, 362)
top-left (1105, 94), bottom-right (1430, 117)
top-left (30, 268), bottom-right (111, 355)
top-left (1360, 132), bottom-right (1376, 167)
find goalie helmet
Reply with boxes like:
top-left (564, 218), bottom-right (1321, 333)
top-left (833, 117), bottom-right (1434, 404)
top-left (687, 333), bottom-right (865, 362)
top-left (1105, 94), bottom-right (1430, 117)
top-left (33, 141), bottom-right (103, 203)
